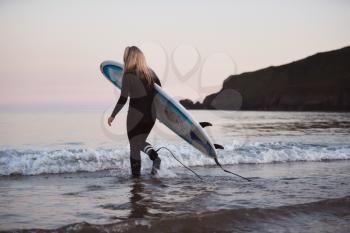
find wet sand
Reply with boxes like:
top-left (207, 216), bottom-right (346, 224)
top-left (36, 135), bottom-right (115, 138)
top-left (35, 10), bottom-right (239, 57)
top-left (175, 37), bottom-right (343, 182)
top-left (1, 160), bottom-right (349, 232)
top-left (1, 110), bottom-right (350, 232)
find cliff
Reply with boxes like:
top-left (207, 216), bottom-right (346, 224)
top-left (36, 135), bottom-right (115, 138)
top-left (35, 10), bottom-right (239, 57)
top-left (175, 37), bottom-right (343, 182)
top-left (180, 46), bottom-right (350, 111)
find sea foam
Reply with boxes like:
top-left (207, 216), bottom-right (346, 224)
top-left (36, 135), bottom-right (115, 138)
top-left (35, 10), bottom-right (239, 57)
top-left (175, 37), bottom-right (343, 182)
top-left (1, 141), bottom-right (349, 176)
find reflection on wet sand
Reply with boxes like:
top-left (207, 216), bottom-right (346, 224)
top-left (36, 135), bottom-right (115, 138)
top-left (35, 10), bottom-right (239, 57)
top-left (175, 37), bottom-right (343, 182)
top-left (129, 179), bottom-right (148, 219)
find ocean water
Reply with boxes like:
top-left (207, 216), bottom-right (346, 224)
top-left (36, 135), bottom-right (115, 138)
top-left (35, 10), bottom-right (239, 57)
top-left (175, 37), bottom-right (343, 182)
top-left (0, 109), bottom-right (349, 232)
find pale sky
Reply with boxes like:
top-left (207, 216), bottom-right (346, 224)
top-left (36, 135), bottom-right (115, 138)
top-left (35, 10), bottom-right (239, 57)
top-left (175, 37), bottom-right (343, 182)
top-left (1, 0), bottom-right (349, 109)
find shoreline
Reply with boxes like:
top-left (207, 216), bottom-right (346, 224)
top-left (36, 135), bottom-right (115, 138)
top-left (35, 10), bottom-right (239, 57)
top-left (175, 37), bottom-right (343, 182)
top-left (0, 158), bottom-right (349, 178)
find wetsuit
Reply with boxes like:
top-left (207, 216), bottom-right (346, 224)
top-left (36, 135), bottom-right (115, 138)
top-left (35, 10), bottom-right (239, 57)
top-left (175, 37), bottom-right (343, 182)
top-left (111, 70), bottom-right (161, 177)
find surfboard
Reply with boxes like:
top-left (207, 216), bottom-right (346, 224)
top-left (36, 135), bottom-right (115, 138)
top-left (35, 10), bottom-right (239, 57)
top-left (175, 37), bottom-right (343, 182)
top-left (100, 61), bottom-right (220, 159)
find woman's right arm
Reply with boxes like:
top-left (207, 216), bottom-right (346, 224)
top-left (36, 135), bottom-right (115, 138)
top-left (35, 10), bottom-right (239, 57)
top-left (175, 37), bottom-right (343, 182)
top-left (108, 73), bottom-right (131, 126)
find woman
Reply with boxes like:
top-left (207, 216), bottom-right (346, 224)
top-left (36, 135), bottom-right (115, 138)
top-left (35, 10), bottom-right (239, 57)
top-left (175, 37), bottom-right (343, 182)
top-left (108, 46), bottom-right (161, 178)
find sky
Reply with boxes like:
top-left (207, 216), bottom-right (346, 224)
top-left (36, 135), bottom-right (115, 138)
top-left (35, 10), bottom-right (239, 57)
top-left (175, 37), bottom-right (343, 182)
top-left (0, 0), bottom-right (349, 109)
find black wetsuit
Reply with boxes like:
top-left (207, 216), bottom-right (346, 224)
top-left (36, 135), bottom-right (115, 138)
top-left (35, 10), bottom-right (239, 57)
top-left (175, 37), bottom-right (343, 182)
top-left (111, 70), bottom-right (161, 177)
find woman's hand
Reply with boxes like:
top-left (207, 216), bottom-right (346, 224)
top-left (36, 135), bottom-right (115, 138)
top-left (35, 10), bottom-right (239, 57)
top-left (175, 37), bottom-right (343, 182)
top-left (108, 116), bottom-right (114, 126)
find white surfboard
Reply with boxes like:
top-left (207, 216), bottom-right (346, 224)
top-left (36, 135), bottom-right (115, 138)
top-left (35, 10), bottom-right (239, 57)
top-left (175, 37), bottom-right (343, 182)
top-left (100, 61), bottom-right (220, 159)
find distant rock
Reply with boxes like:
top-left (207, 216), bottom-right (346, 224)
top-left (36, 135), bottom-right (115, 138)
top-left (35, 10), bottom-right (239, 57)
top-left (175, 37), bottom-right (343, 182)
top-left (180, 46), bottom-right (350, 111)
top-left (179, 99), bottom-right (203, 109)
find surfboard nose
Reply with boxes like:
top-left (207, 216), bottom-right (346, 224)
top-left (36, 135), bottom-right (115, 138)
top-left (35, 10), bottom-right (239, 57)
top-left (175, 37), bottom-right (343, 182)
top-left (100, 61), bottom-right (110, 72)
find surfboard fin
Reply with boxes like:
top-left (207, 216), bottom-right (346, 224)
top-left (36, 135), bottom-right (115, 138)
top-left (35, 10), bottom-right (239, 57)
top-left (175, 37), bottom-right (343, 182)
top-left (199, 122), bottom-right (212, 128)
top-left (214, 144), bottom-right (224, 150)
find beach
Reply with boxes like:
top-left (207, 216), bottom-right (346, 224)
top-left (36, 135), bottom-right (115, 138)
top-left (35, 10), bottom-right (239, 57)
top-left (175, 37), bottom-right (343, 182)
top-left (1, 110), bottom-right (350, 232)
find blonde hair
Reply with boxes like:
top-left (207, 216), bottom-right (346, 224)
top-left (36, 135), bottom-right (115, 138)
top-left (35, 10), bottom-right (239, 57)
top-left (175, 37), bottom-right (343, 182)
top-left (123, 46), bottom-right (154, 87)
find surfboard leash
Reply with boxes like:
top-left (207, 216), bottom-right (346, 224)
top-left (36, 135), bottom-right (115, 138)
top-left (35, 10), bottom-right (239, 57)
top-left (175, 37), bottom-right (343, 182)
top-left (156, 146), bottom-right (251, 182)
top-left (155, 147), bottom-right (203, 181)
top-left (214, 158), bottom-right (252, 182)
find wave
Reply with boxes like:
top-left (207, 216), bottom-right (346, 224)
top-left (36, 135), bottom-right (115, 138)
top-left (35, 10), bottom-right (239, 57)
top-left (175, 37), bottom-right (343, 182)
top-left (1, 141), bottom-right (350, 176)
top-left (12, 196), bottom-right (350, 233)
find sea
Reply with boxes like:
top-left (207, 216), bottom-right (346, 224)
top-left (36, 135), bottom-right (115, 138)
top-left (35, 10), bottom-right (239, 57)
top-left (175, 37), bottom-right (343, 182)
top-left (0, 109), bottom-right (349, 232)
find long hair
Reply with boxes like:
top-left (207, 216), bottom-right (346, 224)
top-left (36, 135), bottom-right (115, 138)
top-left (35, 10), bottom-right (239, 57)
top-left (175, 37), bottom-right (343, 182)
top-left (123, 46), bottom-right (154, 87)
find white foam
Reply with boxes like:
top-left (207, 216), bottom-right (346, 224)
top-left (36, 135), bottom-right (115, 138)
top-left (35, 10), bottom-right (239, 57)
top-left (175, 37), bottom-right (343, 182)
top-left (0, 141), bottom-right (349, 176)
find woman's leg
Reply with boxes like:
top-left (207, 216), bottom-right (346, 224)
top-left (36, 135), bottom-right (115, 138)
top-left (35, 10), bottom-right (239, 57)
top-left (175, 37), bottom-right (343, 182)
top-left (127, 110), bottom-right (157, 177)
top-left (142, 141), bottom-right (161, 175)
top-left (129, 134), bottom-right (146, 178)
top-left (142, 142), bottom-right (158, 160)
top-left (127, 109), bottom-right (144, 177)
